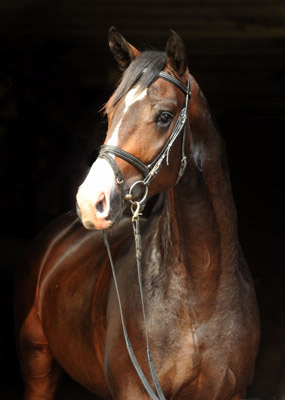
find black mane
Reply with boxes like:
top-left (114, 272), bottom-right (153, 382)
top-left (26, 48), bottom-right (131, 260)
top-left (104, 50), bottom-right (166, 114)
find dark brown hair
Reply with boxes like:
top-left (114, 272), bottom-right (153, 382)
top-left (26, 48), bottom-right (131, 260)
top-left (104, 50), bottom-right (167, 115)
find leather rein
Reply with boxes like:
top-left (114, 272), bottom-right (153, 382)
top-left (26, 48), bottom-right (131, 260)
top-left (102, 71), bottom-right (191, 400)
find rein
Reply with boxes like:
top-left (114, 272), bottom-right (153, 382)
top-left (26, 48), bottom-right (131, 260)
top-left (102, 71), bottom-right (191, 399)
top-left (103, 203), bottom-right (165, 400)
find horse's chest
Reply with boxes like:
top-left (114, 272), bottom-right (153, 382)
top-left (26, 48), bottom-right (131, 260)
top-left (160, 327), bottom-right (202, 386)
top-left (109, 238), bottom-right (255, 397)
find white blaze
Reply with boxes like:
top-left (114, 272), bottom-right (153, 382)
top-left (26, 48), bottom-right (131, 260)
top-left (77, 86), bottom-right (147, 228)
top-left (107, 87), bottom-right (147, 146)
top-left (79, 158), bottom-right (115, 201)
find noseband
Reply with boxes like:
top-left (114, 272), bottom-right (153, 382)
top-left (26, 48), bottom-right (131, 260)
top-left (99, 71), bottom-right (191, 206)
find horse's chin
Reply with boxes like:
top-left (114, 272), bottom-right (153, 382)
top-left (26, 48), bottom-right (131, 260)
top-left (101, 207), bottom-right (123, 230)
top-left (80, 207), bottom-right (123, 231)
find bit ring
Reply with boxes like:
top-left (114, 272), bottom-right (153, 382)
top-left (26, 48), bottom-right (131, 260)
top-left (126, 180), bottom-right (148, 205)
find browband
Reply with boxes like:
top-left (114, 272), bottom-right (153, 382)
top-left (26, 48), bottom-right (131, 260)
top-left (158, 71), bottom-right (191, 96)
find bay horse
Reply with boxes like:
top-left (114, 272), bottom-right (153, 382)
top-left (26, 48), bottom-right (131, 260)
top-left (14, 27), bottom-right (260, 399)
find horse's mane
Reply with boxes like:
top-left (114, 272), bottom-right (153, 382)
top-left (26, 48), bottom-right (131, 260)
top-left (104, 50), bottom-right (166, 115)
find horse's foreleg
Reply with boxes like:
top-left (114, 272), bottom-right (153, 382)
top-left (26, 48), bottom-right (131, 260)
top-left (20, 342), bottom-right (61, 400)
top-left (17, 307), bottom-right (61, 400)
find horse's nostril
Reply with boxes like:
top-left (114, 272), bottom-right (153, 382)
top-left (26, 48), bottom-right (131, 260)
top-left (96, 200), bottom-right (104, 213)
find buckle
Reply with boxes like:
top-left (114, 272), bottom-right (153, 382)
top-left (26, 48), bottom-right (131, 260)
top-left (178, 156), bottom-right (187, 178)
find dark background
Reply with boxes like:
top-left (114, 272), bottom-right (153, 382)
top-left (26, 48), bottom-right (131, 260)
top-left (0, 0), bottom-right (284, 399)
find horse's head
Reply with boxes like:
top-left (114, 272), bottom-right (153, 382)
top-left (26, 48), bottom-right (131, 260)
top-left (76, 27), bottom-right (190, 230)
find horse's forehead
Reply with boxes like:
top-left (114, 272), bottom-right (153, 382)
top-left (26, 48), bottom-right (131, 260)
top-left (124, 86), bottom-right (148, 113)
top-left (121, 82), bottom-right (178, 116)
top-left (107, 86), bottom-right (148, 146)
top-left (109, 86), bottom-right (148, 124)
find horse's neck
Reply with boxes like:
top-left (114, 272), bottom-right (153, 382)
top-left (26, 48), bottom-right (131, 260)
top-left (172, 162), bottom-right (237, 262)
top-left (160, 81), bottom-right (239, 299)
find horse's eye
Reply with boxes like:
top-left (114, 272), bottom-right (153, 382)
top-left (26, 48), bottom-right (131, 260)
top-left (156, 111), bottom-right (174, 127)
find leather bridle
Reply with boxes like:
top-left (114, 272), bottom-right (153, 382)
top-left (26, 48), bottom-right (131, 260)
top-left (102, 70), bottom-right (191, 400)
top-left (99, 70), bottom-right (191, 207)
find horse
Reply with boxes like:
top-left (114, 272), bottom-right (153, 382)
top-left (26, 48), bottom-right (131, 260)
top-left (14, 27), bottom-right (260, 399)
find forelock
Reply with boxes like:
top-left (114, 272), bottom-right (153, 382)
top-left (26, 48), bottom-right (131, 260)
top-left (104, 50), bottom-right (167, 115)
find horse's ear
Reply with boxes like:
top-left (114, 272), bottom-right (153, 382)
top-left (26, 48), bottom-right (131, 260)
top-left (108, 26), bottom-right (140, 71)
top-left (165, 30), bottom-right (188, 77)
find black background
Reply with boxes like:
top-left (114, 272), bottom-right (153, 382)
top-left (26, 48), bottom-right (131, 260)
top-left (0, 1), bottom-right (284, 399)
